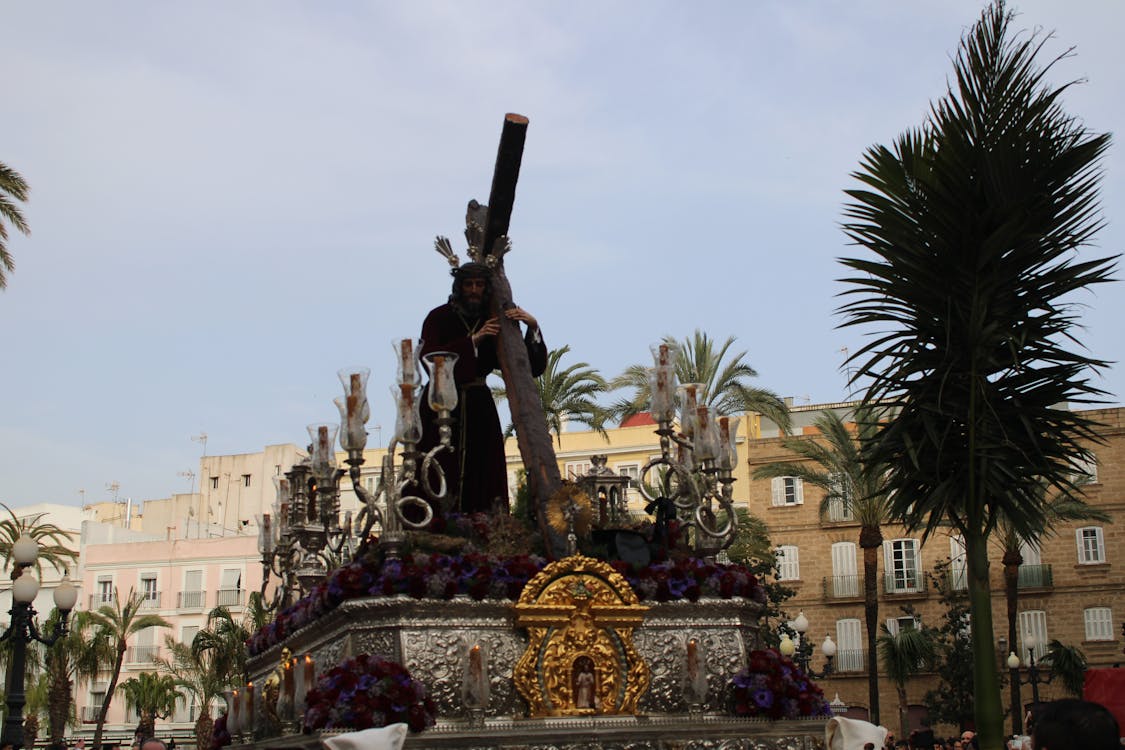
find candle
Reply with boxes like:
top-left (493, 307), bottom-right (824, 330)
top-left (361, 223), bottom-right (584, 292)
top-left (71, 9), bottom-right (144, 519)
top-left (303, 654), bottom-right (316, 699)
top-left (230, 688), bottom-right (241, 736)
top-left (464, 643), bottom-right (488, 708)
top-left (245, 682), bottom-right (254, 736)
top-left (293, 656), bottom-right (306, 718)
top-left (283, 658), bottom-right (294, 703)
top-left (686, 638), bottom-right (707, 703)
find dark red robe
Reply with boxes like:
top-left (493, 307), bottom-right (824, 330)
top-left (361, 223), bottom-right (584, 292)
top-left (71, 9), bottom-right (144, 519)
top-left (417, 302), bottom-right (547, 514)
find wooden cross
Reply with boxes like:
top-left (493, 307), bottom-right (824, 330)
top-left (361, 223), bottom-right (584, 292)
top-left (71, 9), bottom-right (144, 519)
top-left (480, 114), bottom-right (567, 559)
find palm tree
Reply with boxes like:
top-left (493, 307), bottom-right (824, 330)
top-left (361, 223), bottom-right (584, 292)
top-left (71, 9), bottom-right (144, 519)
top-left (837, 3), bottom-right (1114, 747)
top-left (0, 160), bottom-right (30, 289)
top-left (877, 622), bottom-right (936, 738)
top-left (0, 504), bottom-right (78, 579)
top-left (42, 608), bottom-right (111, 743)
top-left (192, 605), bottom-right (251, 690)
top-left (609, 330), bottom-right (791, 431)
top-left (87, 589), bottom-right (171, 750)
top-left (495, 345), bottom-right (610, 444)
top-left (752, 407), bottom-right (892, 723)
top-left (1041, 639), bottom-right (1087, 697)
top-left (159, 635), bottom-right (227, 750)
top-left (120, 672), bottom-right (180, 738)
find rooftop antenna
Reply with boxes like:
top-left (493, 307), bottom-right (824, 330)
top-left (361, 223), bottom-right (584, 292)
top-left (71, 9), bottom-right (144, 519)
top-left (178, 469), bottom-right (196, 495)
top-left (191, 432), bottom-right (208, 457)
top-left (839, 346), bottom-right (855, 387)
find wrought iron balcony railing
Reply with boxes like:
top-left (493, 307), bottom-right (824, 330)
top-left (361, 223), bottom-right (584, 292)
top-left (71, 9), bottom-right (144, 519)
top-left (1017, 563), bottom-right (1053, 589)
top-left (178, 590), bottom-right (206, 610)
top-left (822, 575), bottom-right (863, 600)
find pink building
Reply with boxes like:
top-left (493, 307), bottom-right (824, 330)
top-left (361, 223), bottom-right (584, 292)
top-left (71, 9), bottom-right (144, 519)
top-left (79, 530), bottom-right (264, 739)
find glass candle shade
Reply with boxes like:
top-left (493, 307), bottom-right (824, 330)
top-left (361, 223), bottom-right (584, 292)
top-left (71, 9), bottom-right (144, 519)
top-left (307, 424), bottom-right (339, 480)
top-left (256, 513), bottom-right (273, 555)
top-left (393, 338), bottom-right (422, 385)
top-left (423, 351), bottom-right (460, 412)
top-left (649, 341), bottom-right (679, 369)
top-left (717, 416), bottom-right (741, 471)
top-left (693, 406), bottom-right (719, 461)
top-left (272, 476), bottom-right (291, 531)
top-left (462, 642), bottom-right (490, 709)
top-left (677, 383), bottom-right (704, 439)
top-left (335, 367), bottom-right (371, 453)
top-left (393, 384), bottom-right (423, 444)
top-left (649, 366), bottom-right (677, 424)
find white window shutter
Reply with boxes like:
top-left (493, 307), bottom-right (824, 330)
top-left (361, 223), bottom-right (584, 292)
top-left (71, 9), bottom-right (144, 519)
top-left (1075, 528), bottom-right (1085, 562)
top-left (795, 477), bottom-right (805, 505)
top-left (771, 478), bottom-right (783, 506)
top-left (885, 618), bottom-right (899, 636)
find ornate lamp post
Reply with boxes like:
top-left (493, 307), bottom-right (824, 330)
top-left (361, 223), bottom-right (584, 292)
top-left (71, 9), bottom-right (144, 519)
top-left (1, 536), bottom-right (78, 750)
top-left (1007, 635), bottom-right (1052, 727)
top-left (780, 611), bottom-right (837, 678)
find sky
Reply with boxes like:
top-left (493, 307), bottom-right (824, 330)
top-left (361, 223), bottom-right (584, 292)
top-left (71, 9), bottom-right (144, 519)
top-left (3, 1), bottom-right (1123, 508)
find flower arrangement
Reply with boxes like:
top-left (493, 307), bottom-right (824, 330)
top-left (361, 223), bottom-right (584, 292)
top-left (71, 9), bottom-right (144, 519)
top-left (303, 653), bottom-right (437, 733)
top-left (247, 551), bottom-right (767, 656)
top-left (727, 648), bottom-right (832, 720)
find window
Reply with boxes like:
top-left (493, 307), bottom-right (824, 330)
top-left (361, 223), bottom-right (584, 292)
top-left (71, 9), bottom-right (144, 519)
top-left (140, 575), bottom-right (158, 607)
top-left (885, 615), bottom-right (921, 635)
top-left (564, 461), bottom-right (592, 480)
top-left (181, 625), bottom-right (199, 646)
top-left (770, 476), bottom-right (804, 506)
top-left (949, 536), bottom-right (968, 591)
top-left (776, 545), bottom-right (800, 581)
top-left (180, 570), bottom-right (205, 609)
top-left (1018, 610), bottom-right (1049, 661)
top-left (884, 539), bottom-right (921, 593)
top-left (217, 568), bottom-right (243, 606)
top-left (210, 476), bottom-right (219, 489)
top-left (1076, 527), bottom-right (1106, 564)
top-left (831, 542), bottom-right (859, 597)
top-left (275, 464), bottom-right (282, 476)
top-left (835, 619), bottom-right (864, 672)
top-left (242, 474), bottom-right (251, 487)
top-left (363, 472), bottom-right (382, 494)
top-left (615, 463), bottom-right (640, 481)
top-left (97, 577), bottom-right (114, 603)
top-left (825, 473), bottom-right (854, 521)
top-left (1084, 608), bottom-right (1114, 641)
top-left (1072, 453), bottom-right (1098, 484)
top-left (1018, 539), bottom-right (1050, 587)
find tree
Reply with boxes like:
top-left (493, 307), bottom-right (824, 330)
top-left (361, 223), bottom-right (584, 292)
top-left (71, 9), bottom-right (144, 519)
top-left (609, 330), bottom-right (791, 431)
top-left (752, 407), bottom-right (892, 723)
top-left (838, 3), bottom-right (1115, 747)
top-left (923, 561), bottom-right (977, 730)
top-left (192, 605), bottom-right (251, 690)
top-left (42, 608), bottom-right (111, 743)
top-left (120, 672), bottom-right (180, 738)
top-left (86, 590), bottom-right (171, 750)
top-left (877, 619), bottom-right (937, 738)
top-left (1041, 639), bottom-right (1087, 697)
top-left (0, 504), bottom-right (78, 580)
top-left (0, 161), bottom-right (30, 290)
top-left (495, 345), bottom-right (610, 444)
top-left (159, 635), bottom-right (227, 750)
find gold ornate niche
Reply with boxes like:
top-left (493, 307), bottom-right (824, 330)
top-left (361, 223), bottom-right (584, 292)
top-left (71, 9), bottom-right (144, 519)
top-left (513, 555), bottom-right (650, 717)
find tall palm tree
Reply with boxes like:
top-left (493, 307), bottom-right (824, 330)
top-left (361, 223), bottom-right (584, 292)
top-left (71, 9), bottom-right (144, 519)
top-left (495, 345), bottom-right (610, 444)
top-left (0, 504), bottom-right (77, 580)
top-left (159, 635), bottom-right (227, 750)
top-left (877, 623), bottom-right (936, 738)
top-left (838, 3), bottom-right (1114, 747)
top-left (87, 589), bottom-right (171, 750)
top-left (0, 160), bottom-right (30, 290)
top-left (42, 608), bottom-right (112, 743)
top-left (609, 330), bottom-right (791, 432)
top-left (752, 407), bottom-right (892, 723)
top-left (120, 672), bottom-right (180, 738)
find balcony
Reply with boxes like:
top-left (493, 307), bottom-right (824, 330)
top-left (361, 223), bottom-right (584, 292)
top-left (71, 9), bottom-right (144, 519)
top-left (178, 590), bottom-right (206, 610)
top-left (882, 571), bottom-right (927, 598)
top-left (822, 575), bottom-right (863, 601)
top-left (834, 648), bottom-right (867, 673)
top-left (941, 568), bottom-right (968, 593)
top-left (1017, 564), bottom-right (1053, 589)
top-left (82, 705), bottom-right (103, 723)
top-left (140, 592), bottom-right (162, 609)
top-left (127, 645), bottom-right (161, 664)
top-left (88, 594), bottom-right (117, 610)
top-left (216, 588), bottom-right (244, 608)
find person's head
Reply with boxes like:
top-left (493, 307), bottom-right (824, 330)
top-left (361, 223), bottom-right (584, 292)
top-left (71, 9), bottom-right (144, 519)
top-left (139, 739), bottom-right (167, 750)
top-left (1031, 699), bottom-right (1120, 750)
top-left (450, 263), bottom-right (492, 316)
top-left (953, 741), bottom-right (964, 750)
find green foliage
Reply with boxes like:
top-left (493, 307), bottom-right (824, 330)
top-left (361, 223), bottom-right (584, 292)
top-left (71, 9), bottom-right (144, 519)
top-left (496, 345), bottom-right (610, 443)
top-left (740, 547), bottom-right (796, 651)
top-left (0, 504), bottom-right (78, 578)
top-left (120, 671), bottom-right (180, 736)
top-left (724, 507), bottom-right (773, 565)
top-left (1042, 639), bottom-right (1087, 697)
top-left (193, 605), bottom-right (252, 690)
top-left (0, 160), bottom-right (31, 289)
top-left (923, 562), bottom-right (978, 730)
top-left (608, 330), bottom-right (791, 432)
top-left (838, 1), bottom-right (1115, 744)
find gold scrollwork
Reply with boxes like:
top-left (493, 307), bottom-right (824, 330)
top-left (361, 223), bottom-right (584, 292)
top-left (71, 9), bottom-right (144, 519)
top-left (513, 555), bottom-right (650, 717)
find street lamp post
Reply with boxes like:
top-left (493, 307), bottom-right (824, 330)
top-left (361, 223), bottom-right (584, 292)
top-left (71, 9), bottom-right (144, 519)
top-left (1006, 635), bottom-right (1053, 734)
top-left (0, 536), bottom-right (79, 750)
top-left (780, 611), bottom-right (837, 679)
